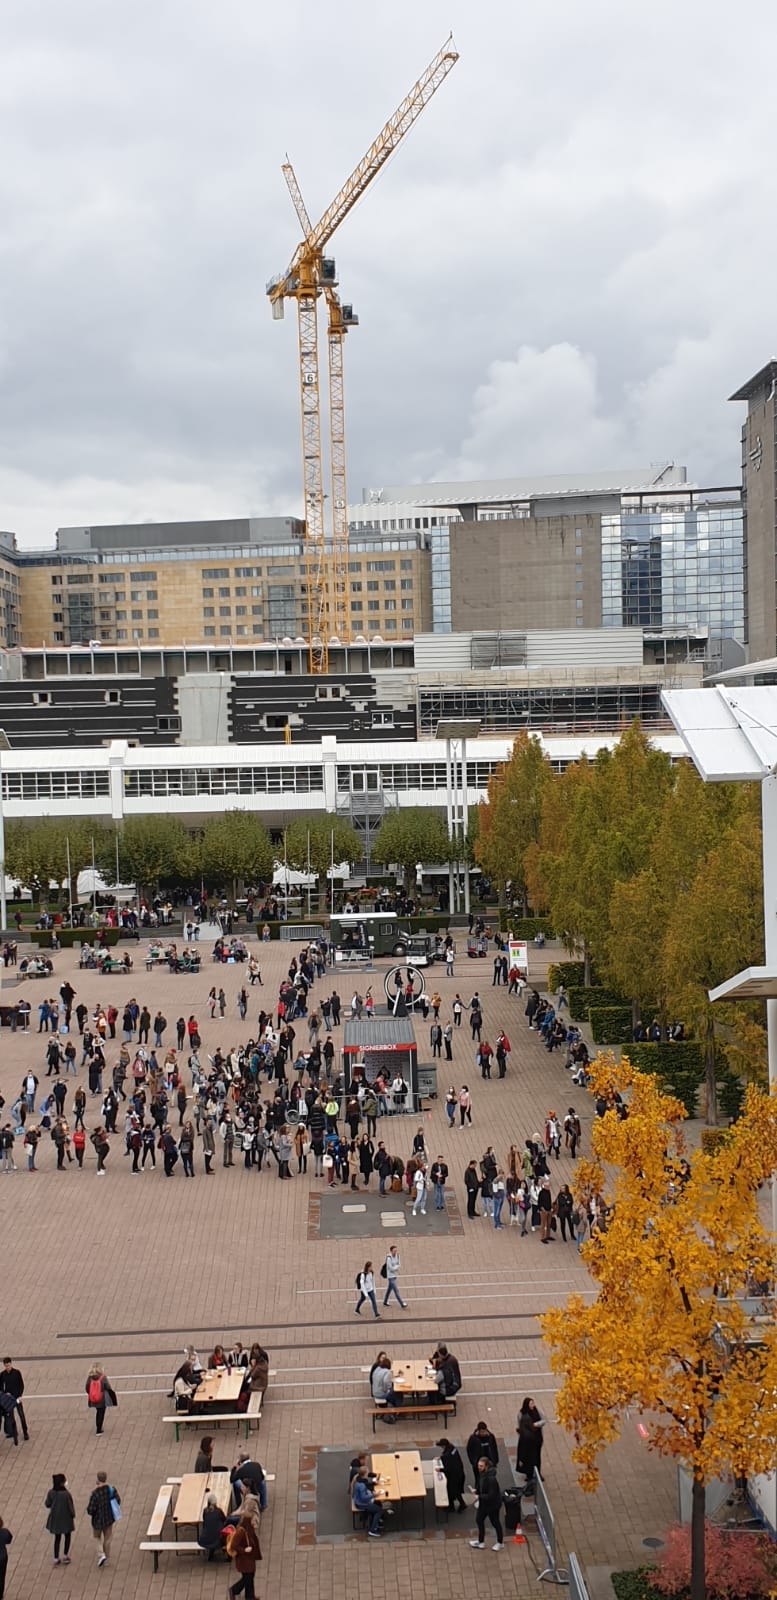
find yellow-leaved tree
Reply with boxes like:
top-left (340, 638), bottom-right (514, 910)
top-left (542, 1053), bottom-right (777, 1600)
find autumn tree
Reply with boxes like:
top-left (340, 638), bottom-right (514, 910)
top-left (543, 1052), bottom-right (777, 1600)
top-left (284, 815), bottom-right (362, 892)
top-left (476, 732), bottom-right (550, 911)
top-left (6, 817), bottom-right (107, 904)
top-left (199, 811), bottom-right (274, 900)
top-left (660, 797), bottom-right (764, 1123)
top-left (371, 807), bottom-right (451, 893)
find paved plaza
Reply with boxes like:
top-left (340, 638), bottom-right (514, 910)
top-left (0, 929), bottom-right (676, 1599)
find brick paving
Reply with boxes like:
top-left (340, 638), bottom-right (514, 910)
top-left (0, 933), bottom-right (677, 1599)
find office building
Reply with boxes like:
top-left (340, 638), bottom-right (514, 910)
top-left (730, 360), bottom-right (777, 663)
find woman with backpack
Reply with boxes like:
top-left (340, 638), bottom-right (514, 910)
top-left (85, 1365), bottom-right (117, 1434)
top-left (354, 1261), bottom-right (380, 1319)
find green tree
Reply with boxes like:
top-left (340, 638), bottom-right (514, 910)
top-left (5, 818), bottom-right (105, 905)
top-left (476, 732), bottom-right (550, 910)
top-left (199, 812), bottom-right (274, 900)
top-left (106, 816), bottom-right (196, 901)
top-left (661, 803), bottom-right (764, 1124)
top-left (284, 815), bottom-right (362, 891)
top-left (371, 806), bottom-right (451, 893)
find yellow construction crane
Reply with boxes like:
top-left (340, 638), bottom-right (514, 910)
top-left (267, 35), bottom-right (459, 673)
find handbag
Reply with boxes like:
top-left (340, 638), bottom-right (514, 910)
top-left (109, 1489), bottom-right (122, 1522)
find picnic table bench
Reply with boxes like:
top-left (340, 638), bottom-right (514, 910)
top-left (163, 1391), bottom-right (262, 1442)
top-left (369, 1399), bottom-right (455, 1434)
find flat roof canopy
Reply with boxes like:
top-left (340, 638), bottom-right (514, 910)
top-left (709, 967), bottom-right (777, 1002)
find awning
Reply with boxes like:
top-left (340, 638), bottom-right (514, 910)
top-left (709, 967), bottom-right (777, 1002)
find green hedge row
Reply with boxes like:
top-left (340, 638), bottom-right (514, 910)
top-left (629, 1041), bottom-right (704, 1077)
top-left (30, 927), bottom-right (122, 950)
top-left (589, 1006), bottom-right (633, 1044)
top-left (547, 960), bottom-right (587, 991)
top-left (498, 912), bottom-right (555, 937)
top-left (568, 985), bottom-right (634, 1019)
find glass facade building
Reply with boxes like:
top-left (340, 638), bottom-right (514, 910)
top-left (430, 524), bottom-right (452, 632)
top-left (601, 499), bottom-right (744, 641)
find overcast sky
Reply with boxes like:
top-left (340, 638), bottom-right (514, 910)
top-left (1, 0), bottom-right (774, 544)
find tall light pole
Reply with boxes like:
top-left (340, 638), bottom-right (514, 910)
top-left (435, 719), bottom-right (481, 916)
top-left (0, 730), bottom-right (12, 934)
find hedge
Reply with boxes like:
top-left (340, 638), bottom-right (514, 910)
top-left (611, 1571), bottom-right (659, 1600)
top-left (30, 927), bottom-right (121, 950)
top-left (718, 1074), bottom-right (745, 1122)
top-left (547, 961), bottom-right (587, 992)
top-left (498, 911), bottom-right (554, 937)
top-left (629, 1042), bottom-right (704, 1077)
top-left (658, 1072), bottom-right (699, 1117)
top-left (589, 1006), bottom-right (633, 1044)
top-left (568, 985), bottom-right (632, 1019)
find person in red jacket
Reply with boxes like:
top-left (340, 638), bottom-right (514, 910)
top-left (228, 1514), bottom-right (262, 1599)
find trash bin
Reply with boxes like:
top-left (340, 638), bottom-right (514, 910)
top-left (417, 1063), bottom-right (438, 1101)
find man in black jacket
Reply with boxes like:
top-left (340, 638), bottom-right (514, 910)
top-left (466, 1421), bottom-right (499, 1475)
top-left (436, 1438), bottom-right (466, 1512)
top-left (464, 1161), bottom-right (480, 1219)
top-left (230, 1453), bottom-right (267, 1512)
top-left (0, 1358), bottom-right (27, 1440)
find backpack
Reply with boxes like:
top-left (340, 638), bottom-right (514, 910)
top-left (88, 1376), bottom-right (103, 1405)
top-left (355, 1272), bottom-right (362, 1289)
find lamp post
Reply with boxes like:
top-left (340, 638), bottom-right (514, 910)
top-left (435, 719), bottom-right (481, 916)
top-left (0, 729), bottom-right (11, 934)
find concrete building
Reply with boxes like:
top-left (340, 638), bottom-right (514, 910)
top-left (730, 360), bottom-right (777, 663)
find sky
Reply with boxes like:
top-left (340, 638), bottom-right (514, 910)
top-left (1, 0), bottom-right (775, 545)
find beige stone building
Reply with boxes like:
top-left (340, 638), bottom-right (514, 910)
top-left (8, 517), bottom-right (432, 648)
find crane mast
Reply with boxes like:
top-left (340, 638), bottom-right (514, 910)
top-left (268, 36), bottom-right (459, 673)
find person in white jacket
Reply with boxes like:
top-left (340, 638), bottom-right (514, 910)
top-left (412, 1166), bottom-right (427, 1217)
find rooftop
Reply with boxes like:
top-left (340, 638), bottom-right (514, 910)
top-left (361, 465), bottom-right (688, 508)
top-left (729, 361), bottom-right (777, 403)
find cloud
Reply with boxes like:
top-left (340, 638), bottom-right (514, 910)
top-left (0, 0), bottom-right (774, 540)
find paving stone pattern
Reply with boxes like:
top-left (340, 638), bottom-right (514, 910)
top-left (0, 935), bottom-right (677, 1599)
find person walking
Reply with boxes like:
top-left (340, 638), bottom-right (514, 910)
top-left (355, 1262), bottom-right (380, 1319)
top-left (452, 995), bottom-right (463, 1027)
top-left (469, 1455), bottom-right (504, 1550)
top-left (383, 1244), bottom-right (407, 1309)
top-left (227, 1513), bottom-right (262, 1599)
top-left (85, 1364), bottom-right (117, 1434)
top-left (45, 1473), bottom-right (76, 1565)
top-left (0, 1516), bottom-right (11, 1598)
top-left (445, 1086), bottom-right (457, 1127)
top-left (430, 1157), bottom-right (448, 1211)
top-left (86, 1470), bottom-right (120, 1567)
top-left (556, 1183), bottom-right (575, 1241)
top-left (0, 1358), bottom-right (29, 1441)
top-left (458, 1085), bottom-right (472, 1127)
top-left (564, 1107), bottom-right (582, 1160)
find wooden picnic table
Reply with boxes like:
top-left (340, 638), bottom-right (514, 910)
top-left (391, 1360), bottom-right (439, 1397)
top-left (370, 1450), bottom-right (426, 1503)
top-left (173, 1470), bottom-right (231, 1527)
top-left (192, 1369), bottom-right (245, 1408)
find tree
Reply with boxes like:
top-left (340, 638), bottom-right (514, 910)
top-left (660, 802), bottom-right (764, 1123)
top-left (106, 816), bottom-right (195, 900)
top-left (283, 815), bottom-right (362, 889)
top-left (5, 818), bottom-right (106, 905)
top-left (371, 807), bottom-right (451, 893)
top-left (476, 732), bottom-right (550, 910)
top-left (199, 812), bottom-right (274, 900)
top-left (542, 1052), bottom-right (777, 1600)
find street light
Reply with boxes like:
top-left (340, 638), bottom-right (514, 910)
top-left (435, 719), bottom-right (481, 916)
top-left (0, 729), bottom-right (11, 934)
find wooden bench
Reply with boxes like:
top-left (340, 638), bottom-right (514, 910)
top-left (422, 1458), bottom-right (451, 1521)
top-left (139, 1540), bottom-right (202, 1574)
top-left (146, 1483), bottom-right (174, 1540)
top-left (369, 1400), bottom-right (455, 1434)
top-left (163, 1403), bottom-right (262, 1443)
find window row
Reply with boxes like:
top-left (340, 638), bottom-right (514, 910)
top-left (123, 766), bottom-right (325, 797)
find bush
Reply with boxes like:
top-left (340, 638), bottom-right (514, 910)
top-left (568, 985), bottom-right (630, 1019)
top-left (653, 1521), bottom-right (777, 1598)
top-left (630, 1042), bottom-right (703, 1078)
top-left (701, 1127), bottom-right (731, 1155)
top-left (589, 1006), bottom-right (633, 1044)
top-left (498, 911), bottom-right (554, 937)
top-left (658, 1072), bottom-right (699, 1118)
top-left (30, 928), bottom-right (121, 950)
top-left (611, 1571), bottom-right (660, 1600)
top-left (547, 960), bottom-right (586, 992)
top-left (718, 1074), bottom-right (745, 1123)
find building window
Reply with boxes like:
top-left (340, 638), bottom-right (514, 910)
top-left (367, 580), bottom-right (379, 592)
top-left (219, 586), bottom-right (230, 597)
top-left (204, 625), bottom-right (216, 636)
top-left (131, 609), bottom-right (143, 620)
top-left (384, 579), bottom-right (396, 591)
top-left (400, 559), bottom-right (413, 571)
top-left (351, 581), bottom-right (362, 592)
top-left (384, 599), bottom-right (397, 611)
top-left (400, 578), bottom-right (413, 590)
top-left (53, 611), bottom-right (64, 623)
top-left (235, 605), bottom-right (247, 616)
top-left (51, 575), bottom-right (63, 586)
top-left (235, 586), bottom-right (246, 596)
top-left (115, 629), bottom-right (127, 640)
top-left (219, 605), bottom-right (231, 617)
top-left (32, 691), bottom-right (52, 706)
top-left (54, 631), bottom-right (65, 641)
top-left (351, 600), bottom-right (363, 611)
top-left (203, 567), bottom-right (229, 579)
top-left (576, 599), bottom-right (583, 610)
top-left (130, 570), bottom-right (157, 580)
top-left (157, 714), bottom-right (181, 733)
top-left (401, 598), bottom-right (414, 611)
top-left (366, 559), bottom-right (395, 572)
top-left (251, 585), bottom-right (262, 597)
top-left (104, 689), bottom-right (121, 705)
top-left (203, 606), bottom-right (215, 617)
top-left (147, 608), bottom-right (159, 618)
top-left (220, 626), bottom-right (231, 636)
top-left (202, 586), bottom-right (214, 598)
top-left (368, 600), bottom-right (380, 612)
top-left (251, 605), bottom-right (262, 615)
top-left (148, 628), bottom-right (159, 638)
top-left (384, 617), bottom-right (397, 630)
